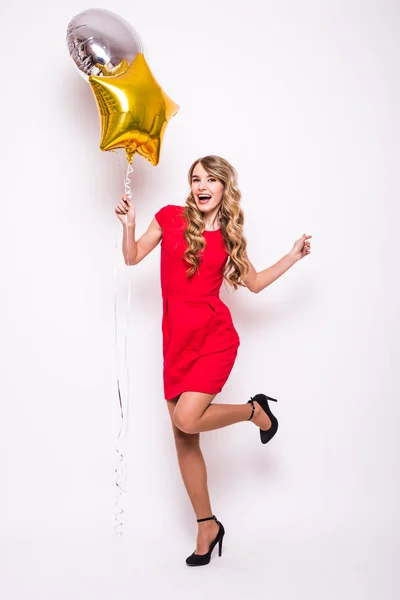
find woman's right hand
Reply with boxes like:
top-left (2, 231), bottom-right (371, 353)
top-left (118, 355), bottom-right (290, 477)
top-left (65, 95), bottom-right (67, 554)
top-left (115, 194), bottom-right (136, 226)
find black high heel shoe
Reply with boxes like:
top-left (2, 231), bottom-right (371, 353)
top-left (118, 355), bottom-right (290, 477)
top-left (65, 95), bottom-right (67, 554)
top-left (247, 393), bottom-right (279, 444)
top-left (185, 515), bottom-right (225, 566)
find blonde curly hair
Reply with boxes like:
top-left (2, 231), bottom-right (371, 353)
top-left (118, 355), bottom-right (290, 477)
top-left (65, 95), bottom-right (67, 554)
top-left (183, 155), bottom-right (249, 290)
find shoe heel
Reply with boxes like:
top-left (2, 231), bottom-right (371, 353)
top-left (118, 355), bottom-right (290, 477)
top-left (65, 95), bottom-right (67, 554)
top-left (186, 516), bottom-right (224, 566)
top-left (251, 393), bottom-right (279, 445)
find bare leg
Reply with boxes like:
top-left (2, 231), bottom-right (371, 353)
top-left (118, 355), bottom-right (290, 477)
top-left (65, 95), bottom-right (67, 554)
top-left (173, 392), bottom-right (272, 434)
top-left (166, 398), bottom-right (220, 554)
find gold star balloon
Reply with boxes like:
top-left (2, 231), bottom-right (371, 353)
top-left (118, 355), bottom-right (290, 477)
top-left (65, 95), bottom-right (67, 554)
top-left (88, 53), bottom-right (179, 164)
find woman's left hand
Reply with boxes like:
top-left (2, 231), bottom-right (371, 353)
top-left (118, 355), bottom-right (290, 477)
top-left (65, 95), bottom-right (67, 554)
top-left (289, 234), bottom-right (312, 262)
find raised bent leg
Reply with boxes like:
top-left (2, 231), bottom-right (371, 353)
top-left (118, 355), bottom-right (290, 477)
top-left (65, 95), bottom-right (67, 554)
top-left (172, 391), bottom-right (271, 434)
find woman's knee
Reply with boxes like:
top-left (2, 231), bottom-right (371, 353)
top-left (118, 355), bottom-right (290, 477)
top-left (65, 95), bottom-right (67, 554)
top-left (173, 409), bottom-right (199, 435)
top-left (167, 403), bottom-right (199, 445)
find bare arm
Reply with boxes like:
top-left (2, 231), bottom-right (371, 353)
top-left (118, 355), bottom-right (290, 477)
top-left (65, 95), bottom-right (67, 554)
top-left (243, 252), bottom-right (298, 293)
top-left (122, 217), bottom-right (162, 265)
top-left (243, 233), bottom-right (312, 293)
top-left (115, 195), bottom-right (163, 265)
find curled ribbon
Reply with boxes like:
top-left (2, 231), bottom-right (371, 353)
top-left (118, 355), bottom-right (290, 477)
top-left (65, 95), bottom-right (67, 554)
top-left (113, 152), bottom-right (134, 536)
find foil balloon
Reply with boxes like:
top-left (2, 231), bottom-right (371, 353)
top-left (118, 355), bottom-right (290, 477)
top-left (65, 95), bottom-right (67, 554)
top-left (89, 53), bottom-right (179, 165)
top-left (66, 8), bottom-right (143, 79)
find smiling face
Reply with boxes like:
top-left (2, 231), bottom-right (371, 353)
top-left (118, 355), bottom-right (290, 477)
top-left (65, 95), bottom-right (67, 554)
top-left (191, 162), bottom-right (225, 215)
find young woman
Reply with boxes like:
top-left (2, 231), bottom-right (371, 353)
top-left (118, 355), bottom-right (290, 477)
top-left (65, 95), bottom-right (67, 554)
top-left (115, 155), bottom-right (311, 566)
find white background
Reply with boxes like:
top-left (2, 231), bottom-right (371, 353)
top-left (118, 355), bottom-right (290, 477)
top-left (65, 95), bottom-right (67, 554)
top-left (1, 0), bottom-right (399, 598)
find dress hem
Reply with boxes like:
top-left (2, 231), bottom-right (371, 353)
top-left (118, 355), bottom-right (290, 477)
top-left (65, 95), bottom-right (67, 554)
top-left (165, 387), bottom-right (222, 401)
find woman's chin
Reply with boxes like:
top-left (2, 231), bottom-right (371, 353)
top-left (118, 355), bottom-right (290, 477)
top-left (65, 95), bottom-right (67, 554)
top-left (196, 203), bottom-right (215, 213)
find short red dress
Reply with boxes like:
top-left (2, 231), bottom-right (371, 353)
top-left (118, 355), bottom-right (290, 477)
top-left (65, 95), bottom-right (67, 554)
top-left (154, 204), bottom-right (240, 401)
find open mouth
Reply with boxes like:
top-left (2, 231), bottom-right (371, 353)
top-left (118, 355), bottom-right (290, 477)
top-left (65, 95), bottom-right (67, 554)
top-left (198, 194), bottom-right (212, 204)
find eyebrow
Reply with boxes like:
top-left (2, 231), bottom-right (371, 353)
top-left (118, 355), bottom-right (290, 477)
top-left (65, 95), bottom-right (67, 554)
top-left (191, 174), bottom-right (213, 178)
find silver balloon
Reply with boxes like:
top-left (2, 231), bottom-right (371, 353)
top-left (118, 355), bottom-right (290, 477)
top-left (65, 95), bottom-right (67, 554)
top-left (66, 8), bottom-right (143, 79)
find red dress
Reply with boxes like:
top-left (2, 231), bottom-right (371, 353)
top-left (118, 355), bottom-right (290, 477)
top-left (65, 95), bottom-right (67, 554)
top-left (154, 204), bottom-right (240, 401)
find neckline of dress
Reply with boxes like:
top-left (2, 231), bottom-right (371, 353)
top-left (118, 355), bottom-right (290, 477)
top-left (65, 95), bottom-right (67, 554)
top-left (180, 206), bottom-right (220, 232)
